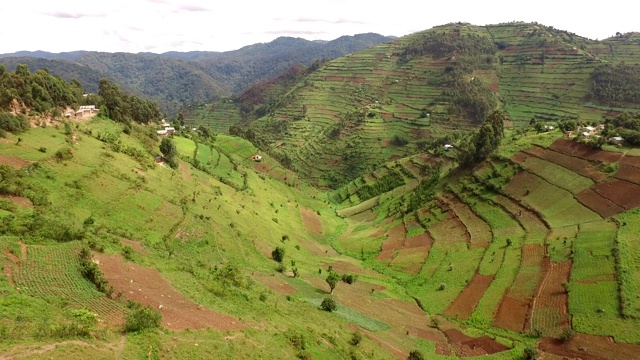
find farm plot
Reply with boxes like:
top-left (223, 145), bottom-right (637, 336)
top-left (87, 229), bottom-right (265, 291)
top-left (505, 171), bottom-right (601, 227)
top-left (576, 188), bottom-right (625, 218)
top-left (389, 233), bottom-right (433, 275)
top-left (529, 260), bottom-right (572, 337)
top-left (550, 138), bottom-right (623, 163)
top-left (491, 194), bottom-right (548, 244)
top-left (492, 244), bottom-right (544, 332)
top-left (443, 272), bottom-right (494, 320)
top-left (375, 223), bottom-right (405, 260)
top-left (512, 152), bottom-right (594, 194)
top-left (571, 220), bottom-right (617, 283)
top-left (615, 155), bottom-right (640, 184)
top-left (592, 179), bottom-right (640, 211)
top-left (615, 211), bottom-right (640, 320)
top-left (12, 242), bottom-right (126, 326)
top-left (523, 146), bottom-right (608, 181)
top-left (441, 193), bottom-right (492, 249)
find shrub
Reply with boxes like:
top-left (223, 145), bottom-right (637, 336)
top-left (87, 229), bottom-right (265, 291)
top-left (54, 148), bottom-right (74, 162)
top-left (321, 297), bottom-right (337, 312)
top-left (408, 350), bottom-right (425, 360)
top-left (390, 134), bottom-right (409, 146)
top-left (438, 283), bottom-right (446, 291)
top-left (350, 330), bottom-right (363, 346)
top-left (122, 245), bottom-right (134, 260)
top-left (523, 346), bottom-right (537, 360)
top-left (559, 328), bottom-right (574, 342)
top-left (272, 246), bottom-right (285, 262)
top-left (123, 302), bottom-right (162, 333)
top-left (342, 273), bottom-right (357, 284)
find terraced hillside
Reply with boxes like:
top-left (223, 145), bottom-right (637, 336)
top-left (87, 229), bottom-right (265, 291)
top-left (326, 125), bottom-right (640, 359)
top-left (211, 22), bottom-right (640, 188)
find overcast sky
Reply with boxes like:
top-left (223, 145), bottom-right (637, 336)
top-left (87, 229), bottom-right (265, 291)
top-left (2, 0), bottom-right (636, 54)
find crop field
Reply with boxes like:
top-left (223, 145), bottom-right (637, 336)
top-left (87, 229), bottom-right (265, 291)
top-left (13, 242), bottom-right (126, 326)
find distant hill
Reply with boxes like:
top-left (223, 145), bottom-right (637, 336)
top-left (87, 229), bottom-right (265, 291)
top-left (0, 33), bottom-right (396, 114)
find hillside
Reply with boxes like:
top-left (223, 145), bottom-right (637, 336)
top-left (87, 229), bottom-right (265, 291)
top-left (195, 22), bottom-right (640, 188)
top-left (3, 103), bottom-right (640, 359)
top-left (0, 34), bottom-right (395, 114)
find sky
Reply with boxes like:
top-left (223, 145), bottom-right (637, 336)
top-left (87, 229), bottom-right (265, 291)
top-left (1, 0), bottom-right (637, 54)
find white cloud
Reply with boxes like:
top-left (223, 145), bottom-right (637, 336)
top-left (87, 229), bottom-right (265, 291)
top-left (1, 0), bottom-right (636, 53)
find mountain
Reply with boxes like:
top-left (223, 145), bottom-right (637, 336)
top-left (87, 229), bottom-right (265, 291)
top-left (0, 33), bottom-right (396, 114)
top-left (213, 22), bottom-right (640, 188)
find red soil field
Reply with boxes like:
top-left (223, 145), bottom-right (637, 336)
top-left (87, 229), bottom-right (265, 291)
top-left (511, 151), bottom-right (530, 163)
top-left (523, 146), bottom-right (608, 181)
top-left (592, 179), bottom-right (640, 210)
top-left (539, 333), bottom-right (640, 360)
top-left (300, 207), bottom-right (322, 236)
top-left (505, 171), bottom-right (542, 199)
top-left (442, 194), bottom-right (492, 249)
top-left (0, 155), bottom-right (31, 169)
top-left (444, 273), bottom-right (495, 320)
top-left (443, 329), bottom-right (510, 357)
top-left (549, 138), bottom-right (623, 163)
top-left (529, 260), bottom-right (571, 337)
top-left (576, 189), bottom-right (625, 218)
top-left (615, 155), bottom-right (640, 185)
top-left (404, 233), bottom-right (433, 248)
top-left (95, 253), bottom-right (244, 331)
top-left (376, 223), bottom-right (405, 260)
top-left (492, 296), bottom-right (530, 332)
top-left (255, 273), bottom-right (296, 295)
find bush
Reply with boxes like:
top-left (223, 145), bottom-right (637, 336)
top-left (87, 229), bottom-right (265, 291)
top-left (408, 350), bottom-right (425, 360)
top-left (438, 283), bottom-right (446, 291)
top-left (54, 147), bottom-right (74, 162)
top-left (342, 273), bottom-right (357, 284)
top-left (123, 302), bottom-right (162, 333)
top-left (523, 346), bottom-right (537, 360)
top-left (272, 246), bottom-right (285, 262)
top-left (320, 297), bottom-right (337, 312)
top-left (350, 330), bottom-right (363, 346)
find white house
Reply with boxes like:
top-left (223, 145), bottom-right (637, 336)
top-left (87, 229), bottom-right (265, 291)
top-left (609, 136), bottom-right (624, 145)
top-left (443, 144), bottom-right (454, 150)
top-left (156, 129), bottom-right (168, 136)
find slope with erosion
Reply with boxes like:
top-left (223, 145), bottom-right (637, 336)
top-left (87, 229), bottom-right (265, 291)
top-left (325, 125), bottom-right (640, 358)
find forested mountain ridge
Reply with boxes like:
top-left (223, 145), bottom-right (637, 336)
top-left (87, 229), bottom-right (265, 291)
top-left (0, 34), bottom-right (396, 114)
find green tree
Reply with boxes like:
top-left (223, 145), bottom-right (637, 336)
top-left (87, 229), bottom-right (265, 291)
top-left (271, 246), bottom-right (285, 262)
top-left (326, 271), bottom-right (340, 294)
top-left (320, 297), bottom-right (337, 312)
top-left (407, 350), bottom-right (425, 360)
top-left (159, 137), bottom-right (178, 169)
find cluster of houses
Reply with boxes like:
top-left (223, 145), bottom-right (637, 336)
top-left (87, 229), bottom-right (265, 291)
top-left (156, 120), bottom-right (175, 136)
top-left (564, 124), bottom-right (624, 145)
top-left (65, 105), bottom-right (99, 118)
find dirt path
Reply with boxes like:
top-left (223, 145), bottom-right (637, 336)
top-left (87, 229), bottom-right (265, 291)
top-left (0, 155), bottom-right (31, 169)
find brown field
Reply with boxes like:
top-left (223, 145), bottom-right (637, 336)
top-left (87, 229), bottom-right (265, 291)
top-left (376, 223), bottom-right (405, 260)
top-left (576, 189), bottom-right (626, 218)
top-left (592, 179), bottom-right (640, 210)
top-left (444, 273), bottom-right (495, 320)
top-left (95, 253), bottom-right (244, 331)
top-left (539, 333), bottom-right (640, 360)
top-left (529, 260), bottom-right (571, 337)
top-left (523, 146), bottom-right (607, 181)
top-left (428, 211), bottom-right (470, 246)
top-left (443, 329), bottom-right (510, 357)
top-left (300, 207), bottom-right (322, 236)
top-left (615, 155), bottom-right (640, 185)
top-left (0, 154), bottom-right (31, 169)
top-left (549, 138), bottom-right (623, 163)
top-left (492, 296), bottom-right (530, 332)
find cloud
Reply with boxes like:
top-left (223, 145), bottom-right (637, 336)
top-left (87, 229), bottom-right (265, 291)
top-left (48, 11), bottom-right (101, 19)
top-left (178, 4), bottom-right (210, 12)
top-left (282, 17), bottom-right (369, 25)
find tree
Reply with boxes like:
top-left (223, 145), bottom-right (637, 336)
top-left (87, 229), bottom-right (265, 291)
top-left (159, 137), bottom-right (178, 169)
top-left (271, 246), bottom-right (285, 262)
top-left (320, 297), bottom-right (337, 312)
top-left (408, 350), bottom-right (425, 360)
top-left (326, 271), bottom-right (340, 294)
top-left (123, 302), bottom-right (162, 333)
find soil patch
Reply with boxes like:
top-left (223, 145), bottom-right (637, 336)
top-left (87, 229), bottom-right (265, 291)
top-left (376, 223), bottom-right (405, 260)
top-left (539, 333), bottom-right (640, 360)
top-left (492, 296), bottom-right (530, 332)
top-left (549, 138), bottom-right (623, 163)
top-left (409, 327), bottom-right (452, 355)
top-left (300, 208), bottom-right (322, 236)
top-left (592, 179), bottom-right (640, 210)
top-left (255, 274), bottom-right (296, 295)
top-left (576, 189), bottom-right (625, 218)
top-left (443, 329), bottom-right (510, 357)
top-left (95, 253), bottom-right (243, 331)
top-left (524, 146), bottom-right (607, 181)
top-left (0, 195), bottom-right (33, 208)
top-left (0, 155), bottom-right (31, 169)
top-left (299, 239), bottom-right (339, 257)
top-left (444, 273), bottom-right (494, 320)
top-left (615, 155), bottom-right (640, 185)
top-left (403, 233), bottom-right (433, 248)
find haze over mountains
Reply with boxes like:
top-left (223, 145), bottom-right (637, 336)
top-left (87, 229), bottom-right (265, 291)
top-left (0, 34), bottom-right (396, 114)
